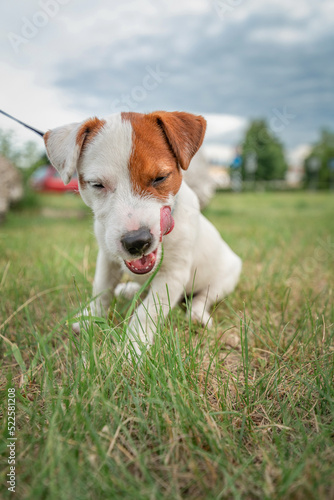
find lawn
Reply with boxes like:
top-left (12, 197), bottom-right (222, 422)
top-left (0, 190), bottom-right (333, 499)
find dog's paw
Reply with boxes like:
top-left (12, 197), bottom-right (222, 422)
top-left (114, 282), bottom-right (141, 300)
top-left (125, 339), bottom-right (146, 361)
top-left (72, 321), bottom-right (81, 334)
top-left (71, 307), bottom-right (95, 334)
top-left (119, 339), bottom-right (148, 365)
top-left (122, 328), bottom-right (152, 363)
top-left (188, 308), bottom-right (213, 328)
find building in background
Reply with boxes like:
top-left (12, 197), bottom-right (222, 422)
top-left (0, 155), bottom-right (23, 222)
top-left (201, 144), bottom-right (232, 189)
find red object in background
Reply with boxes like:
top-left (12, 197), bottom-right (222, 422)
top-left (30, 165), bottom-right (79, 193)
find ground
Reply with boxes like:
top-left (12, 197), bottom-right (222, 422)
top-left (0, 190), bottom-right (333, 499)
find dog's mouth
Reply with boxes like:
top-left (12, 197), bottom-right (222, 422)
top-left (123, 206), bottom-right (174, 275)
top-left (124, 249), bottom-right (158, 275)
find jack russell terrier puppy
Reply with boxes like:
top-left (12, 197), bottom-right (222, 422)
top-left (44, 111), bottom-right (242, 355)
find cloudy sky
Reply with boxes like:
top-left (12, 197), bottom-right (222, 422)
top-left (0, 0), bottom-right (333, 163)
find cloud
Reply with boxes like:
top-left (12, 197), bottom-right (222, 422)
top-left (202, 143), bottom-right (235, 164)
top-left (0, 62), bottom-right (88, 148)
top-left (0, 0), bottom-right (333, 155)
top-left (204, 114), bottom-right (246, 142)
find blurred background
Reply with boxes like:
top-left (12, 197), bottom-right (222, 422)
top-left (1, 0), bottom-right (334, 216)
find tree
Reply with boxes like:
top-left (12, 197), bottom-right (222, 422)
top-left (304, 129), bottom-right (334, 189)
top-left (240, 119), bottom-right (288, 181)
top-left (0, 128), bottom-right (47, 182)
top-left (0, 128), bottom-right (48, 208)
top-left (0, 128), bottom-right (46, 168)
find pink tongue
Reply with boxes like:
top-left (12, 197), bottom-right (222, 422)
top-left (160, 206), bottom-right (174, 241)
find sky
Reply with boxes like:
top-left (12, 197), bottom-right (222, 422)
top-left (0, 0), bottom-right (333, 165)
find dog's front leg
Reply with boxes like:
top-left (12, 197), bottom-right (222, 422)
top-left (72, 249), bottom-right (122, 333)
top-left (92, 249), bottom-right (122, 315)
top-left (126, 269), bottom-right (189, 357)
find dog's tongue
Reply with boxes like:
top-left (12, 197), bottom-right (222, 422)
top-left (160, 206), bottom-right (174, 241)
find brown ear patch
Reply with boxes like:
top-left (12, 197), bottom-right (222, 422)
top-left (148, 111), bottom-right (207, 171)
top-left (122, 112), bottom-right (183, 200)
top-left (43, 130), bottom-right (50, 145)
top-left (76, 117), bottom-right (106, 151)
top-left (43, 130), bottom-right (51, 158)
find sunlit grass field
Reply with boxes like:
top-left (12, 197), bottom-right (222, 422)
top-left (0, 191), bottom-right (333, 499)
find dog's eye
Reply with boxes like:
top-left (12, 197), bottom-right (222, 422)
top-left (152, 174), bottom-right (169, 187)
top-left (90, 182), bottom-right (105, 189)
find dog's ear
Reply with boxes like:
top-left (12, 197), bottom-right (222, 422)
top-left (43, 117), bottom-right (105, 184)
top-left (149, 111), bottom-right (206, 170)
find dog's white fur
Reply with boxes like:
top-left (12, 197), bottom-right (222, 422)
top-left (44, 111), bottom-right (242, 356)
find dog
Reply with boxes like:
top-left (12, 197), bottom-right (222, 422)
top-left (43, 111), bottom-right (242, 355)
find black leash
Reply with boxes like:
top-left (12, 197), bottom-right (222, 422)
top-left (0, 109), bottom-right (45, 137)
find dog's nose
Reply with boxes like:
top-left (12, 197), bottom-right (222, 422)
top-left (121, 228), bottom-right (153, 256)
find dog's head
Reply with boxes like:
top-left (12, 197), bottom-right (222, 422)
top-left (44, 111), bottom-right (206, 274)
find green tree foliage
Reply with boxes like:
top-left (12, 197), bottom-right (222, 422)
top-left (0, 128), bottom-right (44, 167)
top-left (0, 128), bottom-right (47, 182)
top-left (240, 119), bottom-right (288, 181)
top-left (304, 129), bottom-right (334, 189)
top-left (0, 128), bottom-right (48, 208)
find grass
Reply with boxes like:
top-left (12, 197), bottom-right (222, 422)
top-left (0, 190), bottom-right (333, 499)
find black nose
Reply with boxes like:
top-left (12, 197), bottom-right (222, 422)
top-left (121, 227), bottom-right (153, 256)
